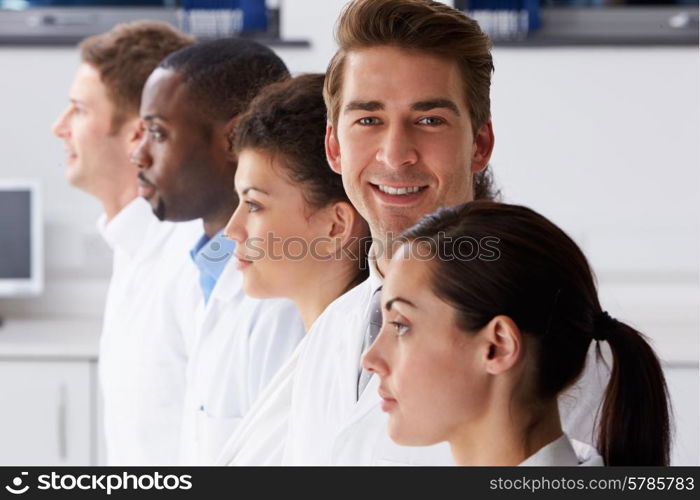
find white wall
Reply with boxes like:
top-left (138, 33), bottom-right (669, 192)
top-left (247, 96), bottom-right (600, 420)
top-left (0, 0), bottom-right (696, 463)
top-left (0, 48), bottom-right (111, 320)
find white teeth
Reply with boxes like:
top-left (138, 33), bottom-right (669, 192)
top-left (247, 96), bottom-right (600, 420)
top-left (377, 185), bottom-right (422, 195)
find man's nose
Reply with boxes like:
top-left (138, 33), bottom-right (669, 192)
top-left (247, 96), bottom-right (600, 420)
top-left (375, 122), bottom-right (418, 169)
top-left (51, 108), bottom-right (71, 138)
top-left (130, 136), bottom-right (152, 170)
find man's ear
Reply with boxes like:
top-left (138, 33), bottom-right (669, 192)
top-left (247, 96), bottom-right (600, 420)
top-left (481, 315), bottom-right (521, 375)
top-left (470, 121), bottom-right (495, 174)
top-left (325, 122), bottom-right (342, 174)
top-left (223, 116), bottom-right (240, 162)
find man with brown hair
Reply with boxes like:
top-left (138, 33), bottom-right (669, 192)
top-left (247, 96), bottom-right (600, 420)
top-left (221, 0), bottom-right (603, 466)
top-left (219, 0), bottom-right (494, 466)
top-left (52, 21), bottom-right (200, 464)
top-left (282, 0), bottom-right (496, 465)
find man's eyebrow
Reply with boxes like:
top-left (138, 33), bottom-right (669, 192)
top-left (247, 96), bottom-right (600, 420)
top-left (385, 297), bottom-right (417, 312)
top-left (411, 99), bottom-right (461, 116)
top-left (242, 186), bottom-right (270, 196)
top-left (344, 100), bottom-right (384, 113)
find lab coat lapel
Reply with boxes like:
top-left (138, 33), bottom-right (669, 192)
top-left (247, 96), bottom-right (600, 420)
top-left (333, 298), bottom-right (367, 415)
top-left (335, 280), bottom-right (383, 431)
top-left (193, 260), bottom-right (242, 350)
top-left (345, 372), bottom-right (381, 430)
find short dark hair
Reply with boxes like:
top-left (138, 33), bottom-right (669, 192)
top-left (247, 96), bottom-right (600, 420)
top-left (234, 74), bottom-right (347, 209)
top-left (159, 38), bottom-right (290, 126)
top-left (79, 21), bottom-right (195, 130)
top-left (234, 73), bottom-right (369, 290)
top-left (403, 201), bottom-right (671, 466)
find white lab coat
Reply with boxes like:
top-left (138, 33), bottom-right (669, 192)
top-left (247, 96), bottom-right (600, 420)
top-left (98, 197), bottom-right (201, 465)
top-left (179, 258), bottom-right (305, 465)
top-left (218, 250), bottom-right (608, 465)
top-left (281, 257), bottom-right (609, 465)
top-left (519, 434), bottom-right (603, 466)
top-left (282, 271), bottom-right (453, 465)
top-left (217, 335), bottom-right (309, 465)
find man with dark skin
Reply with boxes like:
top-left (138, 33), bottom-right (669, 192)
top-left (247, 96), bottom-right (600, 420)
top-left (130, 38), bottom-right (304, 465)
top-left (135, 67), bottom-right (234, 235)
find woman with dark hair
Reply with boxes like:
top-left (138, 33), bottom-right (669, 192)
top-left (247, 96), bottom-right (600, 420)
top-left (224, 73), bottom-right (368, 331)
top-left (363, 201), bottom-right (670, 466)
top-left (217, 74), bottom-right (369, 464)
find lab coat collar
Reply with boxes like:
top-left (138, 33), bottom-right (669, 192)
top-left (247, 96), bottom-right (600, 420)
top-left (315, 242), bottom-right (404, 435)
top-left (519, 434), bottom-right (603, 466)
top-left (190, 230), bottom-right (236, 284)
top-left (338, 243), bottom-right (385, 428)
top-left (367, 243), bottom-right (384, 292)
top-left (190, 230), bottom-right (236, 304)
top-left (193, 258), bottom-right (245, 350)
top-left (96, 197), bottom-right (160, 259)
top-left (207, 257), bottom-right (245, 305)
top-left (332, 277), bottom-right (384, 429)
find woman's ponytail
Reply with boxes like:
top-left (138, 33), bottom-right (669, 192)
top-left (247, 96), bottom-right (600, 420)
top-left (595, 313), bottom-right (671, 466)
top-left (402, 202), bottom-right (673, 466)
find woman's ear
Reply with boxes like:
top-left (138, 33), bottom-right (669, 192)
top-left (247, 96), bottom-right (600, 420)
top-left (325, 122), bottom-right (342, 174)
top-left (481, 315), bottom-right (521, 375)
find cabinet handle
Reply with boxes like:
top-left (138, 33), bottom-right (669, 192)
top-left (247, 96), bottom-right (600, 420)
top-left (58, 384), bottom-right (67, 461)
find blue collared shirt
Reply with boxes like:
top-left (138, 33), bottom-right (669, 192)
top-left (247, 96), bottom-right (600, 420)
top-left (189, 230), bottom-right (236, 304)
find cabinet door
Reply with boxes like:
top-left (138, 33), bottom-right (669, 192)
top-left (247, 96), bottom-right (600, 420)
top-left (0, 360), bottom-right (94, 465)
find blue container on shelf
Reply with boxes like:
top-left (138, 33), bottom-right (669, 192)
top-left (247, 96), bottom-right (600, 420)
top-left (239, 0), bottom-right (267, 32)
top-left (463, 0), bottom-right (541, 41)
top-left (181, 0), bottom-right (267, 38)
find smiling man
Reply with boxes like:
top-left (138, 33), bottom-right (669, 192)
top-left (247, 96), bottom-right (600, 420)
top-left (279, 0), bottom-right (495, 465)
top-left (219, 0), bottom-right (605, 467)
top-left (218, 0), bottom-right (494, 466)
top-left (283, 0), bottom-right (603, 465)
top-left (51, 22), bottom-right (199, 464)
top-left (130, 38), bottom-right (305, 464)
top-left (326, 48), bottom-right (495, 272)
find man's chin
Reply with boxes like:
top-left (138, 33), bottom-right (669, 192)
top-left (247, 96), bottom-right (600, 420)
top-left (65, 164), bottom-right (87, 191)
top-left (148, 197), bottom-right (166, 221)
top-left (371, 208), bottom-right (426, 237)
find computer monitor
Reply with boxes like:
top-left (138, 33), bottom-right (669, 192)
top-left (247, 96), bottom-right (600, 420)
top-left (0, 180), bottom-right (43, 297)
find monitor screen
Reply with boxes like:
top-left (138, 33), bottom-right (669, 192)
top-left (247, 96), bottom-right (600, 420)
top-left (0, 190), bottom-right (31, 280)
top-left (0, 181), bottom-right (42, 297)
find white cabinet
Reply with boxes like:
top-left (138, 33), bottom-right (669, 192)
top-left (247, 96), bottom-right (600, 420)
top-left (0, 359), bottom-right (97, 465)
top-left (0, 318), bottom-right (101, 466)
